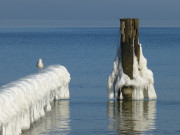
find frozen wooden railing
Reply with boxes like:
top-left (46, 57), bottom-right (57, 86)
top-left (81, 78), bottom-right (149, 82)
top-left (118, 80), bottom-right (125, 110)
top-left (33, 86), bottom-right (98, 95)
top-left (0, 65), bottom-right (70, 135)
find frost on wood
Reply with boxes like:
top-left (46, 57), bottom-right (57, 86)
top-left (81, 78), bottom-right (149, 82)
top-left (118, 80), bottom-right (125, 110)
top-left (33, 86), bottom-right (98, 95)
top-left (108, 44), bottom-right (157, 100)
top-left (0, 65), bottom-right (70, 135)
top-left (107, 18), bottom-right (157, 100)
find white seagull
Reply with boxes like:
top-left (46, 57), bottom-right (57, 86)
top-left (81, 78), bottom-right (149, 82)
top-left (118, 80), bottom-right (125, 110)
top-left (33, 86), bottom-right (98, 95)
top-left (36, 58), bottom-right (44, 70)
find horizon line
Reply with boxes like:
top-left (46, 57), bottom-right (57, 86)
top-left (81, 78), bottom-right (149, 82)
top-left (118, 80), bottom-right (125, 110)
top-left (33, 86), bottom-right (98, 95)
top-left (0, 20), bottom-right (180, 28)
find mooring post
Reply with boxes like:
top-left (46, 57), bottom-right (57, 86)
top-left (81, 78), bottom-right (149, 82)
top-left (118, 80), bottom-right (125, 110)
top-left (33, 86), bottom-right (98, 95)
top-left (120, 18), bottom-right (140, 100)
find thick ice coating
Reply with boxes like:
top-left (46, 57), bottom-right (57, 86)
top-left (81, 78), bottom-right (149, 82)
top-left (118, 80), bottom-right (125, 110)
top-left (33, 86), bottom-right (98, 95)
top-left (0, 65), bottom-right (70, 135)
top-left (107, 44), bottom-right (157, 100)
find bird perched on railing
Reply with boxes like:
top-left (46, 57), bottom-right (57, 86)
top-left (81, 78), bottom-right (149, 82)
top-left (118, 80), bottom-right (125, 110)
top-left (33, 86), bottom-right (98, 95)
top-left (36, 58), bottom-right (44, 70)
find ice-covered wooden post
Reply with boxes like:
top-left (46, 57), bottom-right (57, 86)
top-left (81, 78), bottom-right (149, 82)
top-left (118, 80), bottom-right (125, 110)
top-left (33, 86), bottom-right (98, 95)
top-left (120, 18), bottom-right (140, 100)
top-left (108, 18), bottom-right (156, 100)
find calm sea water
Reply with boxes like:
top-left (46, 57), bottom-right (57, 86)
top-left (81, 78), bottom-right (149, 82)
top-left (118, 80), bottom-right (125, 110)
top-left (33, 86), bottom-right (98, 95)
top-left (0, 27), bottom-right (180, 135)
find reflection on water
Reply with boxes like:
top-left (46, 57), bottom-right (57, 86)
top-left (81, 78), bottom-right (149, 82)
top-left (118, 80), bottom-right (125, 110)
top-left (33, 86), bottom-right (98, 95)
top-left (107, 100), bottom-right (156, 135)
top-left (22, 100), bottom-right (70, 135)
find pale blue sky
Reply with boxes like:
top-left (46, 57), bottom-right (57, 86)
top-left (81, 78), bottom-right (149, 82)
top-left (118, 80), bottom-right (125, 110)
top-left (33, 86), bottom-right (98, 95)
top-left (0, 0), bottom-right (179, 27)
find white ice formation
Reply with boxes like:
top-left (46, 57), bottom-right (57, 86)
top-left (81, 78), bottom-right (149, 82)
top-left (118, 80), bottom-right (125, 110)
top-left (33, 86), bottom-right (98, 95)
top-left (107, 44), bottom-right (157, 100)
top-left (0, 65), bottom-right (70, 135)
top-left (22, 100), bottom-right (70, 135)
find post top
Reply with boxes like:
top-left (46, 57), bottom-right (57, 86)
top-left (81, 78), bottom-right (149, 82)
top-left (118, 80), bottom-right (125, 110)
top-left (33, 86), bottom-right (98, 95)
top-left (120, 18), bottom-right (139, 21)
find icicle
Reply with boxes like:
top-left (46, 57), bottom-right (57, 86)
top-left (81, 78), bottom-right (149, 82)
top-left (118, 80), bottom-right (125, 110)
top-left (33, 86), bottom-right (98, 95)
top-left (0, 65), bottom-right (70, 135)
top-left (107, 44), bottom-right (157, 100)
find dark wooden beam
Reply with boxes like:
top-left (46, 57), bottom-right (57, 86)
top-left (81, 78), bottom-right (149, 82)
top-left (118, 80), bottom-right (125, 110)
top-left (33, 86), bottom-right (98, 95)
top-left (120, 18), bottom-right (140, 100)
top-left (120, 18), bottom-right (140, 80)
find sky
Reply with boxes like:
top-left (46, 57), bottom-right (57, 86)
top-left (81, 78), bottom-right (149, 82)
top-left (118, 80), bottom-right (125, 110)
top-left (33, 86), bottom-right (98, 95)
top-left (0, 0), bottom-right (180, 27)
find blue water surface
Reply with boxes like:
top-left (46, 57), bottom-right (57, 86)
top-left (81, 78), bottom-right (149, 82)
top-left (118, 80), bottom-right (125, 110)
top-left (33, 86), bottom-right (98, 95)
top-left (0, 27), bottom-right (180, 135)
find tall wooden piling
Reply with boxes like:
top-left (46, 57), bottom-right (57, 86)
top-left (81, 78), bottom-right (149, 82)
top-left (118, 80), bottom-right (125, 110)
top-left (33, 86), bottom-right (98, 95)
top-left (120, 18), bottom-right (140, 100)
